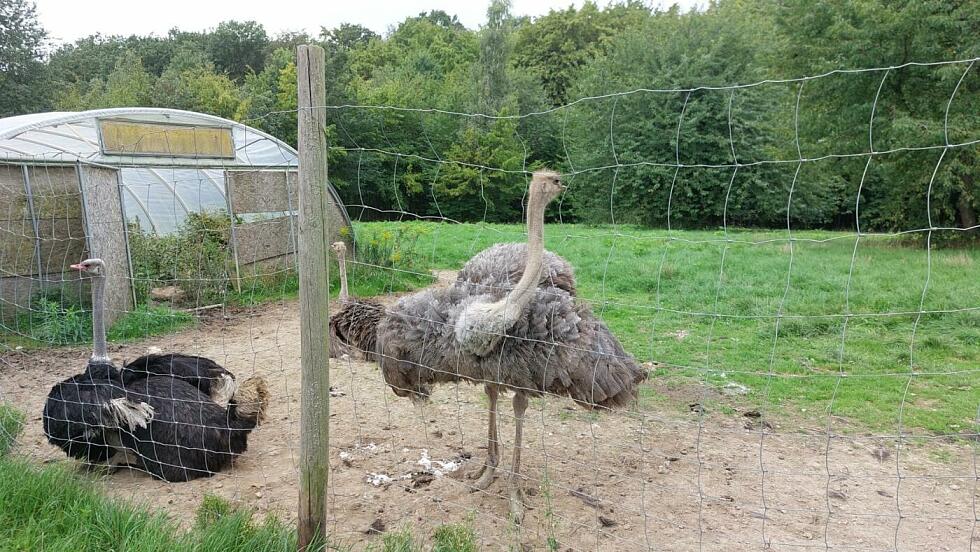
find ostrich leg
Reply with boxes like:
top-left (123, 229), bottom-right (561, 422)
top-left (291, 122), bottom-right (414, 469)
top-left (469, 384), bottom-right (499, 490)
top-left (509, 390), bottom-right (529, 523)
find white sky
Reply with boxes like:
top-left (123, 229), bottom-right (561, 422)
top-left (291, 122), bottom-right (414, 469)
top-left (35, 0), bottom-right (704, 45)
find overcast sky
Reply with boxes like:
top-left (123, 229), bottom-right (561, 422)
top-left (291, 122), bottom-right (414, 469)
top-left (35, 0), bottom-right (704, 45)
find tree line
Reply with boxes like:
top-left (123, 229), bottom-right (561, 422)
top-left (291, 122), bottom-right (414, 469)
top-left (2, 0), bottom-right (977, 232)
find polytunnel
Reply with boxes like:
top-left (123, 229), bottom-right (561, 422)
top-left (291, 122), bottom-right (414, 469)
top-left (0, 108), bottom-right (352, 324)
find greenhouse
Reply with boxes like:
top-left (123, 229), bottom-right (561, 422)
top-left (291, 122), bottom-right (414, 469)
top-left (0, 108), bottom-right (351, 323)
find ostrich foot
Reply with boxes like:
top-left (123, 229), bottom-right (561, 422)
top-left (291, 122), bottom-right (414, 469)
top-left (509, 485), bottom-right (528, 524)
top-left (467, 458), bottom-right (497, 491)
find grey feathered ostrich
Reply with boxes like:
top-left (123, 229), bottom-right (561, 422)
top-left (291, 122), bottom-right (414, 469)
top-left (43, 259), bottom-right (269, 481)
top-left (328, 241), bottom-right (384, 361)
top-left (328, 240), bottom-right (576, 363)
top-left (456, 242), bottom-right (576, 296)
top-left (377, 170), bottom-right (647, 522)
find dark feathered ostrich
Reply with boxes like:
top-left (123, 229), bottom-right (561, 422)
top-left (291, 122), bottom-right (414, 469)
top-left (122, 352), bottom-right (237, 406)
top-left (377, 170), bottom-right (647, 522)
top-left (328, 241), bottom-right (384, 361)
top-left (42, 259), bottom-right (269, 482)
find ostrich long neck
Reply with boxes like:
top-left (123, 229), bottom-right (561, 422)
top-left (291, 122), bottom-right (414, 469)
top-left (337, 249), bottom-right (349, 303)
top-left (498, 183), bottom-right (547, 319)
top-left (90, 270), bottom-right (109, 363)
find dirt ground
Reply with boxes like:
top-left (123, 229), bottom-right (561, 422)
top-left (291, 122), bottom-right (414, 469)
top-left (1, 272), bottom-right (977, 551)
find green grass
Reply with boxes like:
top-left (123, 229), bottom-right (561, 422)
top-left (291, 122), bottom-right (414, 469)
top-left (0, 455), bottom-right (478, 552)
top-left (3, 305), bottom-right (194, 349)
top-left (367, 521), bottom-right (479, 552)
top-left (0, 404), bottom-right (479, 551)
top-left (0, 456), bottom-right (312, 552)
top-left (0, 405), bottom-right (25, 457)
top-left (355, 221), bottom-right (980, 435)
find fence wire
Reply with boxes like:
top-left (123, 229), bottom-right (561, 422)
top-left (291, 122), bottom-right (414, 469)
top-left (0, 57), bottom-right (977, 551)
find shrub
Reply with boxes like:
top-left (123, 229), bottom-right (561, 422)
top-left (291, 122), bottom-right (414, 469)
top-left (353, 222), bottom-right (430, 271)
top-left (129, 211), bottom-right (234, 305)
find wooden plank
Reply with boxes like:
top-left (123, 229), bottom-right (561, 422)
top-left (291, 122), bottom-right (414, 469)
top-left (0, 165), bottom-right (30, 222)
top-left (79, 165), bottom-right (133, 325)
top-left (227, 170), bottom-right (298, 213)
top-left (26, 166), bottom-right (82, 219)
top-left (0, 165), bottom-right (35, 277)
top-left (296, 44), bottom-right (330, 552)
top-left (0, 220), bottom-right (36, 276)
top-left (234, 216), bottom-right (296, 264)
top-left (36, 218), bottom-right (87, 275)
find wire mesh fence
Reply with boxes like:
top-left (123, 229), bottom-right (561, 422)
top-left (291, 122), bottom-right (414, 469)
top-left (0, 55), bottom-right (978, 551)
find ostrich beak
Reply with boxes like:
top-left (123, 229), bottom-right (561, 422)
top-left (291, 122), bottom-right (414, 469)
top-left (70, 263), bottom-right (84, 271)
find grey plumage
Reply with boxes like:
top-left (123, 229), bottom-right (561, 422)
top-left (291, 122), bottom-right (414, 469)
top-left (328, 240), bottom-right (385, 361)
top-left (329, 297), bottom-right (384, 361)
top-left (376, 170), bottom-right (646, 523)
top-left (378, 285), bottom-right (644, 410)
top-left (457, 242), bottom-right (577, 296)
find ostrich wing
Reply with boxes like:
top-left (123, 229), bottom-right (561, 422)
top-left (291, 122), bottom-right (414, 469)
top-left (123, 353), bottom-right (235, 403)
top-left (457, 243), bottom-right (576, 296)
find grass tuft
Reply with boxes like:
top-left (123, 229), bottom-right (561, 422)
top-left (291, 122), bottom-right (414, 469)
top-left (0, 405), bottom-right (25, 456)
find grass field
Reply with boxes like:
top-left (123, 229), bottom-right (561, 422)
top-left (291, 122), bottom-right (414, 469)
top-left (354, 221), bottom-right (979, 435)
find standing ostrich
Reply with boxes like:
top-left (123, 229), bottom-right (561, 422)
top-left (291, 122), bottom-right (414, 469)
top-left (377, 170), bottom-right (647, 522)
top-left (43, 259), bottom-right (269, 481)
top-left (329, 241), bottom-right (575, 364)
top-left (456, 242), bottom-right (577, 296)
top-left (328, 241), bottom-right (384, 361)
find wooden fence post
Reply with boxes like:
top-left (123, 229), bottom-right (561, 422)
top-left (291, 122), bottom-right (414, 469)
top-left (296, 44), bottom-right (331, 552)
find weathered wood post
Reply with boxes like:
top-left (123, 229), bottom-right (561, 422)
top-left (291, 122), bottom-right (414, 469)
top-left (296, 44), bottom-right (331, 551)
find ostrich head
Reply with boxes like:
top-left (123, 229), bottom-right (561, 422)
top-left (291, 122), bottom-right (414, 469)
top-left (382, 364), bottom-right (432, 405)
top-left (70, 258), bottom-right (105, 275)
top-left (453, 169), bottom-right (565, 356)
top-left (331, 241), bottom-right (347, 257)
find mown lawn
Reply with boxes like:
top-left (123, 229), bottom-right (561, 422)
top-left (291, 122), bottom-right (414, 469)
top-left (355, 221), bottom-right (980, 435)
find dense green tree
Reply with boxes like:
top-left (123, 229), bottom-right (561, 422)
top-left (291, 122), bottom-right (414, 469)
top-left (513, 1), bottom-right (650, 106)
top-left (57, 51), bottom-right (154, 110)
top-left (0, 0), bottom-right (49, 116)
top-left (564, 1), bottom-right (810, 228)
top-left (152, 48), bottom-right (243, 119)
top-left (775, 0), bottom-right (980, 231)
top-left (1, 0), bottom-right (974, 233)
top-left (477, 0), bottom-right (514, 116)
top-left (207, 20), bottom-right (269, 80)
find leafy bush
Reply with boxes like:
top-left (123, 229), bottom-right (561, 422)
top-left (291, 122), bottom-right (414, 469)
top-left (353, 222), bottom-right (430, 271)
top-left (128, 211), bottom-right (234, 305)
top-left (18, 294), bottom-right (91, 346)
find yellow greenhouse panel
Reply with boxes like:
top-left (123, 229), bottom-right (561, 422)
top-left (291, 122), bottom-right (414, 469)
top-left (99, 119), bottom-right (235, 158)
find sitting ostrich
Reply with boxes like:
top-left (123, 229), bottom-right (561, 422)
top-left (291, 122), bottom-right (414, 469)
top-left (377, 170), bottom-right (647, 522)
top-left (328, 241), bottom-right (384, 361)
top-left (43, 259), bottom-right (269, 481)
top-left (123, 352), bottom-right (237, 406)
